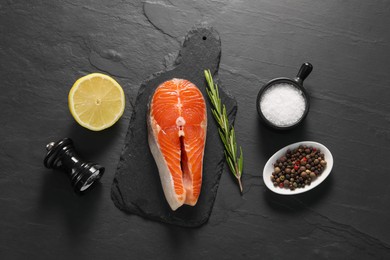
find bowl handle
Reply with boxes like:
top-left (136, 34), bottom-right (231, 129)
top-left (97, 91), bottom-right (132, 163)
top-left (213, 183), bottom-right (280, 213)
top-left (294, 62), bottom-right (313, 85)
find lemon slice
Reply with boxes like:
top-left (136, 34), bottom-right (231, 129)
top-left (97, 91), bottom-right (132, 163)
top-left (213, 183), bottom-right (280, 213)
top-left (68, 73), bottom-right (125, 131)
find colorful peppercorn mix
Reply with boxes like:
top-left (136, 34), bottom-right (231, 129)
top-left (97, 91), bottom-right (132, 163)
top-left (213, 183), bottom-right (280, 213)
top-left (271, 145), bottom-right (327, 190)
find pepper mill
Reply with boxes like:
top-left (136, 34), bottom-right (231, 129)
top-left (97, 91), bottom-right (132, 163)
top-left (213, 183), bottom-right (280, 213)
top-left (44, 138), bottom-right (104, 193)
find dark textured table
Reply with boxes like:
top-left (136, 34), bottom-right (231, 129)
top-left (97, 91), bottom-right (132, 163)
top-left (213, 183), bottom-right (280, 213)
top-left (1, 1), bottom-right (390, 259)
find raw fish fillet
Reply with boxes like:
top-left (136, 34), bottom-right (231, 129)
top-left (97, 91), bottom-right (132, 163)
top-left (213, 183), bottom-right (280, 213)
top-left (147, 78), bottom-right (207, 211)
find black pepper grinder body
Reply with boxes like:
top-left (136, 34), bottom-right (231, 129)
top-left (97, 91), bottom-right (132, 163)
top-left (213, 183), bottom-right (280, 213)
top-left (44, 138), bottom-right (104, 193)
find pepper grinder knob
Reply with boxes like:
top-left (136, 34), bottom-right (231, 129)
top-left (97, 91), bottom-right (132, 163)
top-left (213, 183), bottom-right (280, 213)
top-left (44, 138), bottom-right (105, 193)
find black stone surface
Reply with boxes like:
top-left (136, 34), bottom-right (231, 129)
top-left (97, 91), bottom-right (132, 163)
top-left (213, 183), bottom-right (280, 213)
top-left (111, 27), bottom-right (237, 227)
top-left (1, 0), bottom-right (390, 259)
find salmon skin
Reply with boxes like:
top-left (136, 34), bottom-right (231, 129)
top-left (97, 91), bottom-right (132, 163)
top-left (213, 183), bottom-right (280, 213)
top-left (147, 78), bottom-right (207, 211)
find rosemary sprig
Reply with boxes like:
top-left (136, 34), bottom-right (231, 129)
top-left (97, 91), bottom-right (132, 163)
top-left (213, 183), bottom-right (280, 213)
top-left (204, 69), bottom-right (244, 193)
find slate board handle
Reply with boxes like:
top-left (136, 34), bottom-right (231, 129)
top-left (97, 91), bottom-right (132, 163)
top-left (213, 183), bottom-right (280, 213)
top-left (294, 62), bottom-right (313, 85)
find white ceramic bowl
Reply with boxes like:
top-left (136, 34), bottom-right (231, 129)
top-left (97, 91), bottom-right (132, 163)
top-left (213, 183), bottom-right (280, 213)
top-left (263, 141), bottom-right (334, 195)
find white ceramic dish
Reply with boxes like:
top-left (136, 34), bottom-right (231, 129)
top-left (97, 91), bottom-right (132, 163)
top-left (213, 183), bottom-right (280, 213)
top-left (263, 141), bottom-right (333, 195)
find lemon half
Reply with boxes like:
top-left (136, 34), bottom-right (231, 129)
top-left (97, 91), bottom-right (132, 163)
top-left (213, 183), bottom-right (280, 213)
top-left (68, 73), bottom-right (125, 131)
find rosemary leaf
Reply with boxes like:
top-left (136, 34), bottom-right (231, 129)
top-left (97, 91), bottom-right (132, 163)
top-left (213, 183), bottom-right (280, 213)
top-left (238, 147), bottom-right (244, 173)
top-left (218, 129), bottom-right (227, 147)
top-left (226, 153), bottom-right (236, 176)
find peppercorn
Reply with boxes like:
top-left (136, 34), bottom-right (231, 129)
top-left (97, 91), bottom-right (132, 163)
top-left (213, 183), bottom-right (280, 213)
top-left (320, 160), bottom-right (327, 166)
top-left (274, 167), bottom-right (281, 174)
top-left (310, 172), bottom-right (316, 179)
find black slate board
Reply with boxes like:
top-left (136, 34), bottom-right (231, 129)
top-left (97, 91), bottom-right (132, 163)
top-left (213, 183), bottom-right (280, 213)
top-left (111, 26), bottom-right (237, 227)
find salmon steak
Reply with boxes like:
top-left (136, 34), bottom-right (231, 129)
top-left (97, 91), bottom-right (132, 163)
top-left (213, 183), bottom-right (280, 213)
top-left (147, 78), bottom-right (207, 211)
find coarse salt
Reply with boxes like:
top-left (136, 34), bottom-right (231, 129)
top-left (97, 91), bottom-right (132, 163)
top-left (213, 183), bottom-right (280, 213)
top-left (259, 83), bottom-right (306, 127)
